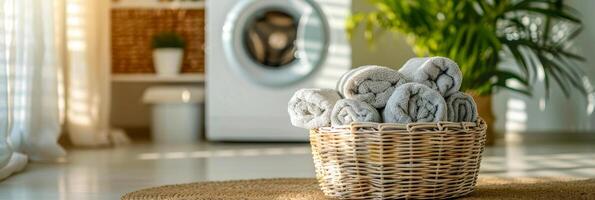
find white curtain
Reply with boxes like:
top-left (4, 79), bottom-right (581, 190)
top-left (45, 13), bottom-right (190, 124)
top-left (63, 0), bottom-right (118, 146)
top-left (0, 2), bottom-right (23, 179)
top-left (9, 0), bottom-right (66, 161)
top-left (0, 0), bottom-right (12, 172)
top-left (0, 0), bottom-right (123, 180)
top-left (0, 0), bottom-right (65, 180)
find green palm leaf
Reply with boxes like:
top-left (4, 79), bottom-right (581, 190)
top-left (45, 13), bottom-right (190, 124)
top-left (349, 0), bottom-right (586, 97)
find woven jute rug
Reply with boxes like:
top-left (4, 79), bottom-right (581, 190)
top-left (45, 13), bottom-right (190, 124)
top-left (122, 177), bottom-right (595, 200)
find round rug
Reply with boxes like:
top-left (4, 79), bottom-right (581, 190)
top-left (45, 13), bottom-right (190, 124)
top-left (122, 177), bottom-right (595, 200)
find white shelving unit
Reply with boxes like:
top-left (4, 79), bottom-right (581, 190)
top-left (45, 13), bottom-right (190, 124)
top-left (111, 73), bottom-right (205, 83)
top-left (111, 0), bottom-right (205, 9)
top-left (108, 0), bottom-right (206, 139)
top-left (109, 0), bottom-right (206, 84)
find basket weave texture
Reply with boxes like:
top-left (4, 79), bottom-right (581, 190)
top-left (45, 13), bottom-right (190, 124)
top-left (111, 9), bottom-right (205, 74)
top-left (310, 119), bottom-right (487, 200)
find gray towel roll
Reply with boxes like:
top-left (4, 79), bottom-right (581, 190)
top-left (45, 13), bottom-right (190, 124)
top-left (446, 92), bottom-right (478, 122)
top-left (399, 57), bottom-right (462, 96)
top-left (336, 66), bottom-right (369, 98)
top-left (330, 99), bottom-right (381, 126)
top-left (337, 65), bottom-right (408, 108)
top-left (383, 83), bottom-right (448, 123)
top-left (287, 88), bottom-right (341, 129)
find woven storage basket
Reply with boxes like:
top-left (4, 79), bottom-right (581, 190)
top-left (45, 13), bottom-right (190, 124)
top-left (310, 119), bottom-right (487, 200)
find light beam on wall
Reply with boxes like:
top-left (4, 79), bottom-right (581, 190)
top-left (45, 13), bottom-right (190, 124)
top-left (505, 98), bottom-right (527, 133)
top-left (313, 1), bottom-right (351, 89)
top-left (583, 76), bottom-right (594, 115)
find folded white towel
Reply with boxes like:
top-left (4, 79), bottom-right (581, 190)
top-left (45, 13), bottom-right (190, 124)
top-left (399, 57), bottom-right (462, 96)
top-left (288, 88), bottom-right (341, 129)
top-left (383, 83), bottom-right (448, 123)
top-left (446, 92), bottom-right (478, 122)
top-left (331, 99), bottom-right (381, 126)
top-left (337, 65), bottom-right (408, 108)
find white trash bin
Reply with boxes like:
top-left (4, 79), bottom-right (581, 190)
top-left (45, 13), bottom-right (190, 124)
top-left (142, 86), bottom-right (204, 144)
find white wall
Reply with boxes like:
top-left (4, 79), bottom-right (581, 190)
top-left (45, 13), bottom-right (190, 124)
top-left (494, 0), bottom-right (595, 134)
top-left (350, 1), bottom-right (415, 69)
top-left (570, 0), bottom-right (595, 133)
top-left (492, 59), bottom-right (581, 134)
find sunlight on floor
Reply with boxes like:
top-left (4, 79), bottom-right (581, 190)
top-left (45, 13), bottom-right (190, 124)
top-left (481, 151), bottom-right (595, 177)
top-left (137, 147), bottom-right (311, 160)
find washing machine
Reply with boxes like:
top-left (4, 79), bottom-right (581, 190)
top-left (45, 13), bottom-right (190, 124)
top-left (206, 0), bottom-right (351, 141)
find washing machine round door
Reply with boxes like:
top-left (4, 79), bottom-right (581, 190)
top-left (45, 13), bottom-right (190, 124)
top-left (223, 0), bottom-right (328, 87)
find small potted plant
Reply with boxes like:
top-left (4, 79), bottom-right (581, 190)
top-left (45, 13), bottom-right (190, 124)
top-left (152, 32), bottom-right (186, 76)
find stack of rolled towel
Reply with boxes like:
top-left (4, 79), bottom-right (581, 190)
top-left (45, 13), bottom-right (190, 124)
top-left (288, 57), bottom-right (479, 129)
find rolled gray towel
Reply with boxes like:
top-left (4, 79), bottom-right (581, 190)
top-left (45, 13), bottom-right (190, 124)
top-left (383, 83), bottom-right (448, 123)
top-left (399, 57), bottom-right (462, 96)
top-left (446, 92), bottom-right (478, 122)
top-left (288, 88), bottom-right (341, 129)
top-left (337, 65), bottom-right (408, 108)
top-left (330, 99), bottom-right (381, 126)
top-left (336, 66), bottom-right (369, 98)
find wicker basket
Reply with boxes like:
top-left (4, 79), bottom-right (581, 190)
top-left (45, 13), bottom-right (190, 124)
top-left (309, 119), bottom-right (487, 200)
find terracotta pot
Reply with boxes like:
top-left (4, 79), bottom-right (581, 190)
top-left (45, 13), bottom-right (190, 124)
top-left (471, 94), bottom-right (496, 146)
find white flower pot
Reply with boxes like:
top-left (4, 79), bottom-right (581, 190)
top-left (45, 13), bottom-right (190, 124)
top-left (153, 48), bottom-right (184, 76)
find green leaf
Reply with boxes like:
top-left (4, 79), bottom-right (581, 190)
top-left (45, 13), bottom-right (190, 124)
top-left (346, 13), bottom-right (365, 39)
top-left (495, 69), bottom-right (529, 86)
top-left (505, 44), bottom-right (531, 81)
top-left (349, 0), bottom-right (585, 97)
top-left (152, 32), bottom-right (185, 49)
top-left (492, 82), bottom-right (532, 96)
top-left (517, 7), bottom-right (580, 23)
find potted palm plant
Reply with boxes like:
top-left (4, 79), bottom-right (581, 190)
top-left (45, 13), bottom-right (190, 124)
top-left (152, 32), bottom-right (186, 76)
top-left (349, 0), bottom-right (586, 145)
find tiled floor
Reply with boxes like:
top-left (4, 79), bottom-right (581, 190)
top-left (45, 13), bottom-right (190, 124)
top-left (0, 141), bottom-right (594, 200)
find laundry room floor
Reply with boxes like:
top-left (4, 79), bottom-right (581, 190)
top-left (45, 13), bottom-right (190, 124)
top-left (0, 140), bottom-right (594, 200)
